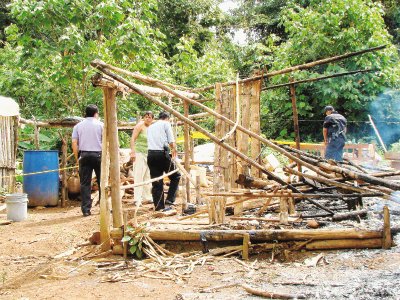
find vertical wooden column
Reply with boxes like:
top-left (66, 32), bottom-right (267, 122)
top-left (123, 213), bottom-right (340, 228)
top-left (211, 83), bottom-right (226, 224)
top-left (237, 83), bottom-right (250, 178)
top-left (289, 79), bottom-right (302, 174)
top-left (100, 89), bottom-right (111, 249)
top-left (104, 87), bottom-right (123, 228)
top-left (289, 79), bottom-right (301, 150)
top-left (0, 115), bottom-right (18, 193)
top-left (183, 100), bottom-right (191, 204)
top-left (249, 80), bottom-right (262, 178)
top-left (60, 134), bottom-right (68, 207)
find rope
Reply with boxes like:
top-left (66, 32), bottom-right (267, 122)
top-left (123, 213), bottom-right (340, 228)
top-left (0, 165), bottom-right (78, 180)
top-left (120, 168), bottom-right (179, 190)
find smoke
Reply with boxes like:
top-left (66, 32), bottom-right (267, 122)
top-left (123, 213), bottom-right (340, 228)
top-left (369, 89), bottom-right (400, 149)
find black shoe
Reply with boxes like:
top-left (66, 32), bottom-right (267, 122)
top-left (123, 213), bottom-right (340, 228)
top-left (83, 212), bottom-right (91, 217)
top-left (162, 206), bottom-right (173, 212)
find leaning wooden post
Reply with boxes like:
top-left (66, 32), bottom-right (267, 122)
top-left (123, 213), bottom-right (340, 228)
top-left (104, 87), bottom-right (123, 228)
top-left (183, 100), bottom-right (191, 204)
top-left (100, 90), bottom-right (111, 250)
top-left (289, 78), bottom-right (302, 175)
top-left (382, 205), bottom-right (391, 249)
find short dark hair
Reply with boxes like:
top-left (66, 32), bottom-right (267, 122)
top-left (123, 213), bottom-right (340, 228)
top-left (158, 111), bottom-right (170, 120)
top-left (143, 111), bottom-right (154, 118)
top-left (85, 104), bottom-right (99, 117)
top-left (324, 105), bottom-right (334, 113)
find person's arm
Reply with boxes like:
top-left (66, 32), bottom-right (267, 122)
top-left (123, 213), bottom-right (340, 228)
top-left (169, 142), bottom-right (177, 158)
top-left (130, 122), bottom-right (143, 161)
top-left (165, 122), bottom-right (177, 157)
top-left (72, 139), bottom-right (79, 165)
top-left (323, 128), bottom-right (328, 145)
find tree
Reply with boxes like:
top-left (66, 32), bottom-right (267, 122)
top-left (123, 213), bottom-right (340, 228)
top-left (0, 0), bottom-right (166, 119)
top-left (157, 0), bottom-right (224, 58)
top-left (262, 0), bottom-right (400, 142)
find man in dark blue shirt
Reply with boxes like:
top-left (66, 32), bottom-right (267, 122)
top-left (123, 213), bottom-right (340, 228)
top-left (323, 105), bottom-right (347, 161)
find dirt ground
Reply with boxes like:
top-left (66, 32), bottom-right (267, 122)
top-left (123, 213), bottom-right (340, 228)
top-left (1, 197), bottom-right (400, 300)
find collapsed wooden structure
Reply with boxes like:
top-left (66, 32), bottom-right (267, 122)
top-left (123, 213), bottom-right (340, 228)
top-left (86, 44), bottom-right (400, 258)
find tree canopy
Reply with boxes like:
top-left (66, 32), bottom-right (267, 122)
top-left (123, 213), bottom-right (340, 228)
top-left (0, 0), bottom-right (399, 146)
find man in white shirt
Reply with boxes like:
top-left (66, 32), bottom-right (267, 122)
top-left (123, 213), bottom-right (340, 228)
top-left (147, 111), bottom-right (181, 211)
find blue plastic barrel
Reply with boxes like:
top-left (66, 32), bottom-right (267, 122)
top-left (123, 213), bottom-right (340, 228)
top-left (23, 150), bottom-right (59, 207)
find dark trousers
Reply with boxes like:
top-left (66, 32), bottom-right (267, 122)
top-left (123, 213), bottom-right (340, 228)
top-left (147, 151), bottom-right (181, 210)
top-left (79, 151), bottom-right (101, 214)
top-left (325, 137), bottom-right (345, 161)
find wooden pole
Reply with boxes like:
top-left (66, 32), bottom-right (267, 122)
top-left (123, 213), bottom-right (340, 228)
top-left (100, 89), bottom-right (111, 250)
top-left (183, 100), bottom-right (191, 203)
top-left (289, 79), bottom-right (302, 176)
top-left (242, 233), bottom-right (250, 260)
top-left (264, 69), bottom-right (374, 90)
top-left (104, 87), bottom-right (123, 228)
top-left (190, 45), bottom-right (386, 91)
top-left (382, 205), bottom-right (392, 249)
top-left (180, 176), bottom-right (187, 213)
top-left (60, 134), bottom-right (68, 207)
top-left (147, 228), bottom-right (383, 242)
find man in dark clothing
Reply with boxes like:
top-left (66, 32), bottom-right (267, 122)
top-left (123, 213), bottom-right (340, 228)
top-left (323, 105), bottom-right (347, 161)
top-left (72, 104), bottom-right (103, 216)
top-left (147, 111), bottom-right (181, 211)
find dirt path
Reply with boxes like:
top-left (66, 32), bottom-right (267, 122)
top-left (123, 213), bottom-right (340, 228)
top-left (1, 200), bottom-right (399, 299)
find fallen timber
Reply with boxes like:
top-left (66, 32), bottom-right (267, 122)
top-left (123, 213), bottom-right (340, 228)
top-left (280, 144), bottom-right (400, 191)
top-left (146, 228), bottom-right (382, 242)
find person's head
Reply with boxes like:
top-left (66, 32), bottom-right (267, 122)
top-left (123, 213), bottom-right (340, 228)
top-left (143, 111), bottom-right (154, 126)
top-left (158, 111), bottom-right (170, 120)
top-left (324, 105), bottom-right (334, 116)
top-left (85, 104), bottom-right (99, 118)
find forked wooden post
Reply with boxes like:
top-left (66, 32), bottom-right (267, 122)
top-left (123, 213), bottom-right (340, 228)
top-left (100, 88), bottom-right (111, 250)
top-left (104, 87), bottom-right (123, 228)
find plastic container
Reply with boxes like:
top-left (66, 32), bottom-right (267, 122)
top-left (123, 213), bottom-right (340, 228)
top-left (6, 193), bottom-right (28, 221)
top-left (23, 150), bottom-right (59, 207)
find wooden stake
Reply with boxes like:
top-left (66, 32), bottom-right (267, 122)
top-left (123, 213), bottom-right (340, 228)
top-left (104, 87), bottom-right (122, 228)
top-left (183, 100), bottom-right (191, 203)
top-left (242, 233), bottom-right (250, 260)
top-left (382, 205), bottom-right (392, 249)
top-left (100, 88), bottom-right (111, 250)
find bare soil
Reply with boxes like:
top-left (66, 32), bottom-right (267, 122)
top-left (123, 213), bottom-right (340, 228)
top-left (0, 197), bottom-right (399, 300)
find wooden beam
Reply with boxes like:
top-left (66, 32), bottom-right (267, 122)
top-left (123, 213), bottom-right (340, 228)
top-left (191, 45), bottom-right (386, 92)
top-left (104, 87), bottom-right (123, 228)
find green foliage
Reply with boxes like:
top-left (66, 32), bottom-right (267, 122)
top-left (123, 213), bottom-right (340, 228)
top-left (0, 0), bottom-right (166, 118)
top-left (263, 0), bottom-right (400, 141)
top-left (157, 0), bottom-right (224, 58)
top-left (123, 225), bottom-right (147, 259)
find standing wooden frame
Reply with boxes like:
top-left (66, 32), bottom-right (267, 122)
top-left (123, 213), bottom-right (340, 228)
top-left (0, 115), bottom-right (18, 193)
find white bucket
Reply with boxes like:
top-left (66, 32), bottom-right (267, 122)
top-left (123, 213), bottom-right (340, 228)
top-left (6, 193), bottom-right (29, 221)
